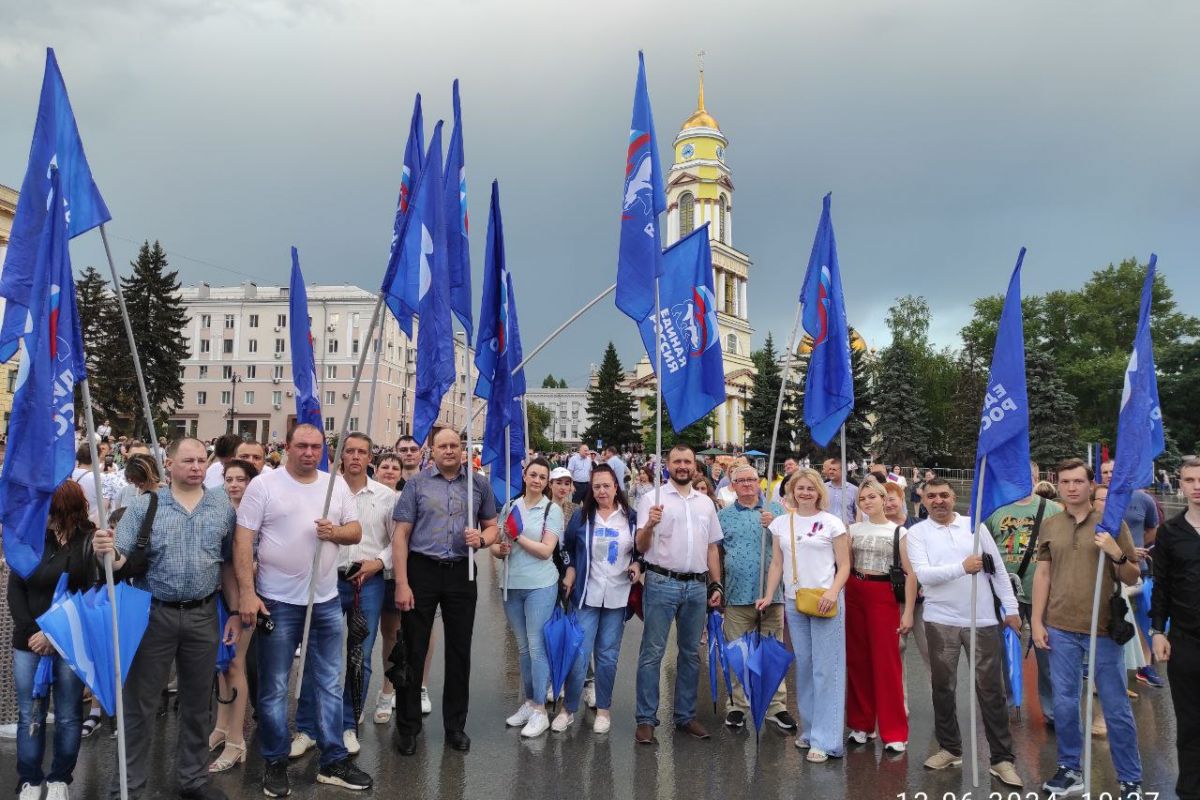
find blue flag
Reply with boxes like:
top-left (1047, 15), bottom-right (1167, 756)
top-left (288, 247), bottom-right (328, 470)
top-left (380, 94), bottom-right (425, 337)
top-left (445, 80), bottom-right (473, 340)
top-left (637, 224), bottom-right (725, 431)
top-left (1099, 255), bottom-right (1165, 537)
top-left (474, 182), bottom-right (526, 501)
top-left (0, 170), bottom-right (87, 577)
top-left (410, 123), bottom-right (455, 447)
top-left (969, 248), bottom-right (1032, 523)
top-left (615, 51), bottom-right (666, 324)
top-left (800, 193), bottom-right (854, 447)
top-left (0, 49), bottom-right (111, 363)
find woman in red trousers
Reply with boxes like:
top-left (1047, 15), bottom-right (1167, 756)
top-left (845, 480), bottom-right (909, 752)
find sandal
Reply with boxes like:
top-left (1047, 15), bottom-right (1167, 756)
top-left (373, 692), bottom-right (395, 724)
top-left (208, 741), bottom-right (246, 773)
top-left (209, 728), bottom-right (228, 751)
top-left (81, 709), bottom-right (102, 738)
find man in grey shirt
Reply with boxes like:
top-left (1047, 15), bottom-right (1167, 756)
top-left (391, 427), bottom-right (499, 756)
top-left (823, 457), bottom-right (859, 527)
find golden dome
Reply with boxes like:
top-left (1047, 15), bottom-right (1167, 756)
top-left (681, 68), bottom-right (720, 131)
top-left (796, 328), bottom-right (868, 356)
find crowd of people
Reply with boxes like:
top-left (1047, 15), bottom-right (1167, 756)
top-left (6, 429), bottom-right (1200, 800)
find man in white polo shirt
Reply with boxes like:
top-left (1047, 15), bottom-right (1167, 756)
top-left (905, 477), bottom-right (1022, 788)
top-left (633, 443), bottom-right (723, 745)
top-left (234, 424), bottom-right (369, 798)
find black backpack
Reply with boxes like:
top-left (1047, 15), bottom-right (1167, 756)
top-left (112, 493), bottom-right (159, 581)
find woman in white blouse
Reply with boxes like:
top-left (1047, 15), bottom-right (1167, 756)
top-left (558, 465), bottom-right (641, 734)
top-left (845, 480), bottom-right (911, 753)
top-left (757, 468), bottom-right (850, 762)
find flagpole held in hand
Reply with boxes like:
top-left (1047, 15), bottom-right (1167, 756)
top-left (968, 456), bottom-right (986, 789)
top-left (98, 225), bottom-right (164, 476)
top-left (296, 295), bottom-right (384, 698)
top-left (761, 303), bottom-right (803, 599)
top-left (653, 276), bottom-right (662, 508)
top-left (504, 425), bottom-right (512, 602)
top-left (1082, 545), bottom-right (1105, 793)
top-left (81, 377), bottom-right (129, 800)
top-left (464, 339), bottom-right (476, 583)
top-left (364, 324), bottom-right (384, 442)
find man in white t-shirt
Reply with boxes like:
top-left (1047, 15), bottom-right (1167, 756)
top-left (235, 439), bottom-right (274, 475)
top-left (205, 433), bottom-right (243, 489)
top-left (71, 442), bottom-right (104, 523)
top-left (234, 424), bottom-right (371, 797)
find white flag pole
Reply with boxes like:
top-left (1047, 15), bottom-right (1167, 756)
top-left (1082, 549), bottom-right (1106, 796)
top-left (761, 303), bottom-right (803, 598)
top-left (364, 322), bottom-right (384, 442)
top-left (462, 326), bottom-right (476, 582)
top-left (968, 457), bottom-right (987, 789)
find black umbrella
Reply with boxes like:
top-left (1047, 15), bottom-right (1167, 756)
top-left (384, 618), bottom-right (414, 690)
top-left (345, 585), bottom-right (369, 726)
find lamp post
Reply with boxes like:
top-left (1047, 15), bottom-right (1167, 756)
top-left (227, 373), bottom-right (242, 434)
top-left (740, 383), bottom-right (749, 452)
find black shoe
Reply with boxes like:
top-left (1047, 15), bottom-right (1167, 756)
top-left (1042, 766), bottom-right (1084, 796)
top-left (262, 761), bottom-right (290, 798)
top-left (1118, 782), bottom-right (1143, 800)
top-left (395, 732), bottom-right (417, 756)
top-left (724, 710), bottom-right (745, 729)
top-left (316, 759), bottom-right (372, 791)
top-left (181, 785), bottom-right (227, 800)
top-left (445, 730), bottom-right (471, 752)
top-left (770, 711), bottom-right (798, 732)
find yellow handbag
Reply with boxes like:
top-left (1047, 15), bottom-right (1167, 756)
top-left (790, 514), bottom-right (837, 618)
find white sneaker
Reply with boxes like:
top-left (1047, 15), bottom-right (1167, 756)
top-left (505, 702), bottom-right (535, 728)
top-left (420, 686), bottom-right (432, 715)
top-left (342, 729), bottom-right (360, 756)
top-left (847, 729), bottom-right (875, 745)
top-left (18, 784), bottom-right (42, 800)
top-left (520, 710), bottom-right (550, 738)
top-left (592, 713), bottom-right (611, 734)
top-left (289, 732), bottom-right (316, 759)
top-left (46, 784), bottom-right (68, 800)
top-left (582, 680), bottom-right (597, 708)
top-left (884, 741), bottom-right (907, 753)
top-left (551, 711), bottom-right (574, 733)
top-left (373, 691), bottom-right (394, 724)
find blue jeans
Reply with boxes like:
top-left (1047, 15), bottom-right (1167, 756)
top-left (785, 599), bottom-right (846, 756)
top-left (564, 605), bottom-right (626, 713)
top-left (297, 575), bottom-right (384, 734)
top-left (635, 571), bottom-right (706, 727)
top-left (257, 597), bottom-right (348, 766)
top-left (12, 649), bottom-right (83, 787)
top-left (1047, 626), bottom-right (1142, 782)
top-left (502, 584), bottom-right (558, 704)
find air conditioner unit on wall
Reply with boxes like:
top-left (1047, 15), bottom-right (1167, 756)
top-left (327, 324), bottom-right (336, 332)
top-left (286, 390), bottom-right (294, 397)
top-left (273, 403), bottom-right (282, 410)
top-left (274, 353), bottom-right (282, 359)
top-left (272, 377), bottom-right (280, 384)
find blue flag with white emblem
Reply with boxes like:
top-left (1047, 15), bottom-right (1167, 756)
top-left (1099, 255), bottom-right (1165, 537)
top-left (409, 123), bottom-right (455, 447)
top-left (0, 169), bottom-right (87, 577)
top-left (0, 49), bottom-right (111, 363)
top-left (381, 94), bottom-right (425, 337)
top-left (637, 224), bottom-right (725, 431)
top-left (474, 182), bottom-right (525, 501)
top-left (969, 249), bottom-right (1032, 523)
top-left (615, 51), bottom-right (666, 324)
top-left (445, 80), bottom-right (473, 341)
top-left (800, 193), bottom-right (854, 447)
top-left (288, 247), bottom-right (328, 470)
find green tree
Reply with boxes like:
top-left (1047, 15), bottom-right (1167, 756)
top-left (872, 342), bottom-right (932, 464)
top-left (744, 333), bottom-right (798, 457)
top-left (582, 342), bottom-right (638, 448)
top-left (1025, 346), bottom-right (1081, 466)
top-left (1160, 340), bottom-right (1200, 454)
top-left (74, 265), bottom-right (121, 421)
top-left (642, 401), bottom-right (715, 451)
top-left (526, 402), bottom-right (555, 453)
top-left (109, 241), bottom-right (190, 439)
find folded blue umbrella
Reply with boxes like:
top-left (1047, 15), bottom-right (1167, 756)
top-left (1004, 626), bottom-right (1023, 718)
top-left (1134, 577), bottom-right (1153, 641)
top-left (706, 610), bottom-right (732, 713)
top-left (724, 627), bottom-right (794, 740)
top-left (542, 603), bottom-right (584, 710)
top-left (216, 596), bottom-right (237, 674)
top-left (31, 575), bottom-right (70, 709)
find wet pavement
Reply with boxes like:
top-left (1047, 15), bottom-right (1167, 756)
top-left (2, 557), bottom-right (1183, 800)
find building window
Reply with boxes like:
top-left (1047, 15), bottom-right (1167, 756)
top-left (249, 314), bottom-right (259, 328)
top-left (242, 391), bottom-right (253, 405)
top-left (718, 194), bottom-right (728, 243)
top-left (197, 391), bottom-right (207, 405)
top-left (724, 276), bottom-right (735, 315)
top-left (328, 339), bottom-right (339, 354)
top-left (325, 391), bottom-right (336, 406)
top-left (200, 314), bottom-right (211, 328)
top-left (725, 333), bottom-right (739, 355)
top-left (220, 391), bottom-right (231, 405)
top-left (351, 365), bottom-right (358, 379)
top-left (248, 339), bottom-right (258, 353)
top-left (272, 390), bottom-right (282, 406)
top-left (348, 417), bottom-right (359, 430)
top-left (200, 340), bottom-right (211, 354)
top-left (222, 365), bottom-right (233, 380)
top-left (354, 391), bottom-right (360, 405)
top-left (325, 416), bottom-right (335, 432)
top-left (325, 365), bottom-right (337, 380)
top-left (246, 365), bottom-right (256, 379)
top-left (352, 312), bottom-right (360, 328)
top-left (352, 339), bottom-right (360, 356)
top-left (222, 339), bottom-right (234, 354)
top-left (224, 314), bottom-right (235, 329)
top-left (275, 338), bottom-right (285, 354)
top-left (273, 365), bottom-right (284, 380)
top-left (277, 314), bottom-right (287, 328)
top-left (198, 365), bottom-right (208, 379)
top-left (179, 367), bottom-right (186, 380)
top-left (679, 192), bottom-right (694, 236)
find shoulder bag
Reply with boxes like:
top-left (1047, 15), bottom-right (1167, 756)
top-left (113, 492), bottom-right (159, 581)
top-left (791, 513), bottom-right (837, 618)
top-left (888, 526), bottom-right (907, 603)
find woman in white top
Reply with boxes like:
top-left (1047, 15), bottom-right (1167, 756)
top-left (490, 458), bottom-right (564, 739)
top-left (845, 480), bottom-right (910, 753)
top-left (757, 468), bottom-right (850, 762)
top-left (558, 465), bottom-right (641, 734)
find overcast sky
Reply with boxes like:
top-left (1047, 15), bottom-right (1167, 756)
top-left (3, 0), bottom-right (1197, 387)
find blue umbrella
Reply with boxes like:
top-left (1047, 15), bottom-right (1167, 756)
top-left (706, 610), bottom-right (733, 713)
top-left (31, 575), bottom-right (70, 717)
top-left (216, 596), bottom-right (237, 674)
top-left (724, 627), bottom-right (794, 741)
top-left (1134, 577), bottom-right (1153, 641)
top-left (542, 603), bottom-right (584, 711)
top-left (1003, 626), bottom-right (1023, 718)
top-left (37, 582), bottom-right (152, 715)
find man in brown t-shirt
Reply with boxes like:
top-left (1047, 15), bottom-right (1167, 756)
top-left (1030, 459), bottom-right (1142, 797)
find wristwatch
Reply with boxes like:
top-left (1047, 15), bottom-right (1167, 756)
top-left (1110, 553), bottom-right (1129, 565)
top-left (1148, 628), bottom-right (1165, 638)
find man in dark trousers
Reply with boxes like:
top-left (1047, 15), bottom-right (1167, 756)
top-left (391, 427), bottom-right (499, 755)
top-left (1150, 456), bottom-right (1200, 800)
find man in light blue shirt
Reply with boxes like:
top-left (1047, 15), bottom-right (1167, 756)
top-left (567, 444), bottom-right (594, 502)
top-left (603, 446), bottom-right (627, 489)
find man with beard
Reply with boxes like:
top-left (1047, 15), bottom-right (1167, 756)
top-left (633, 444), bottom-right (723, 744)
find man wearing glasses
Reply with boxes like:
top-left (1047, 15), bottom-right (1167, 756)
top-left (393, 435), bottom-right (424, 491)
